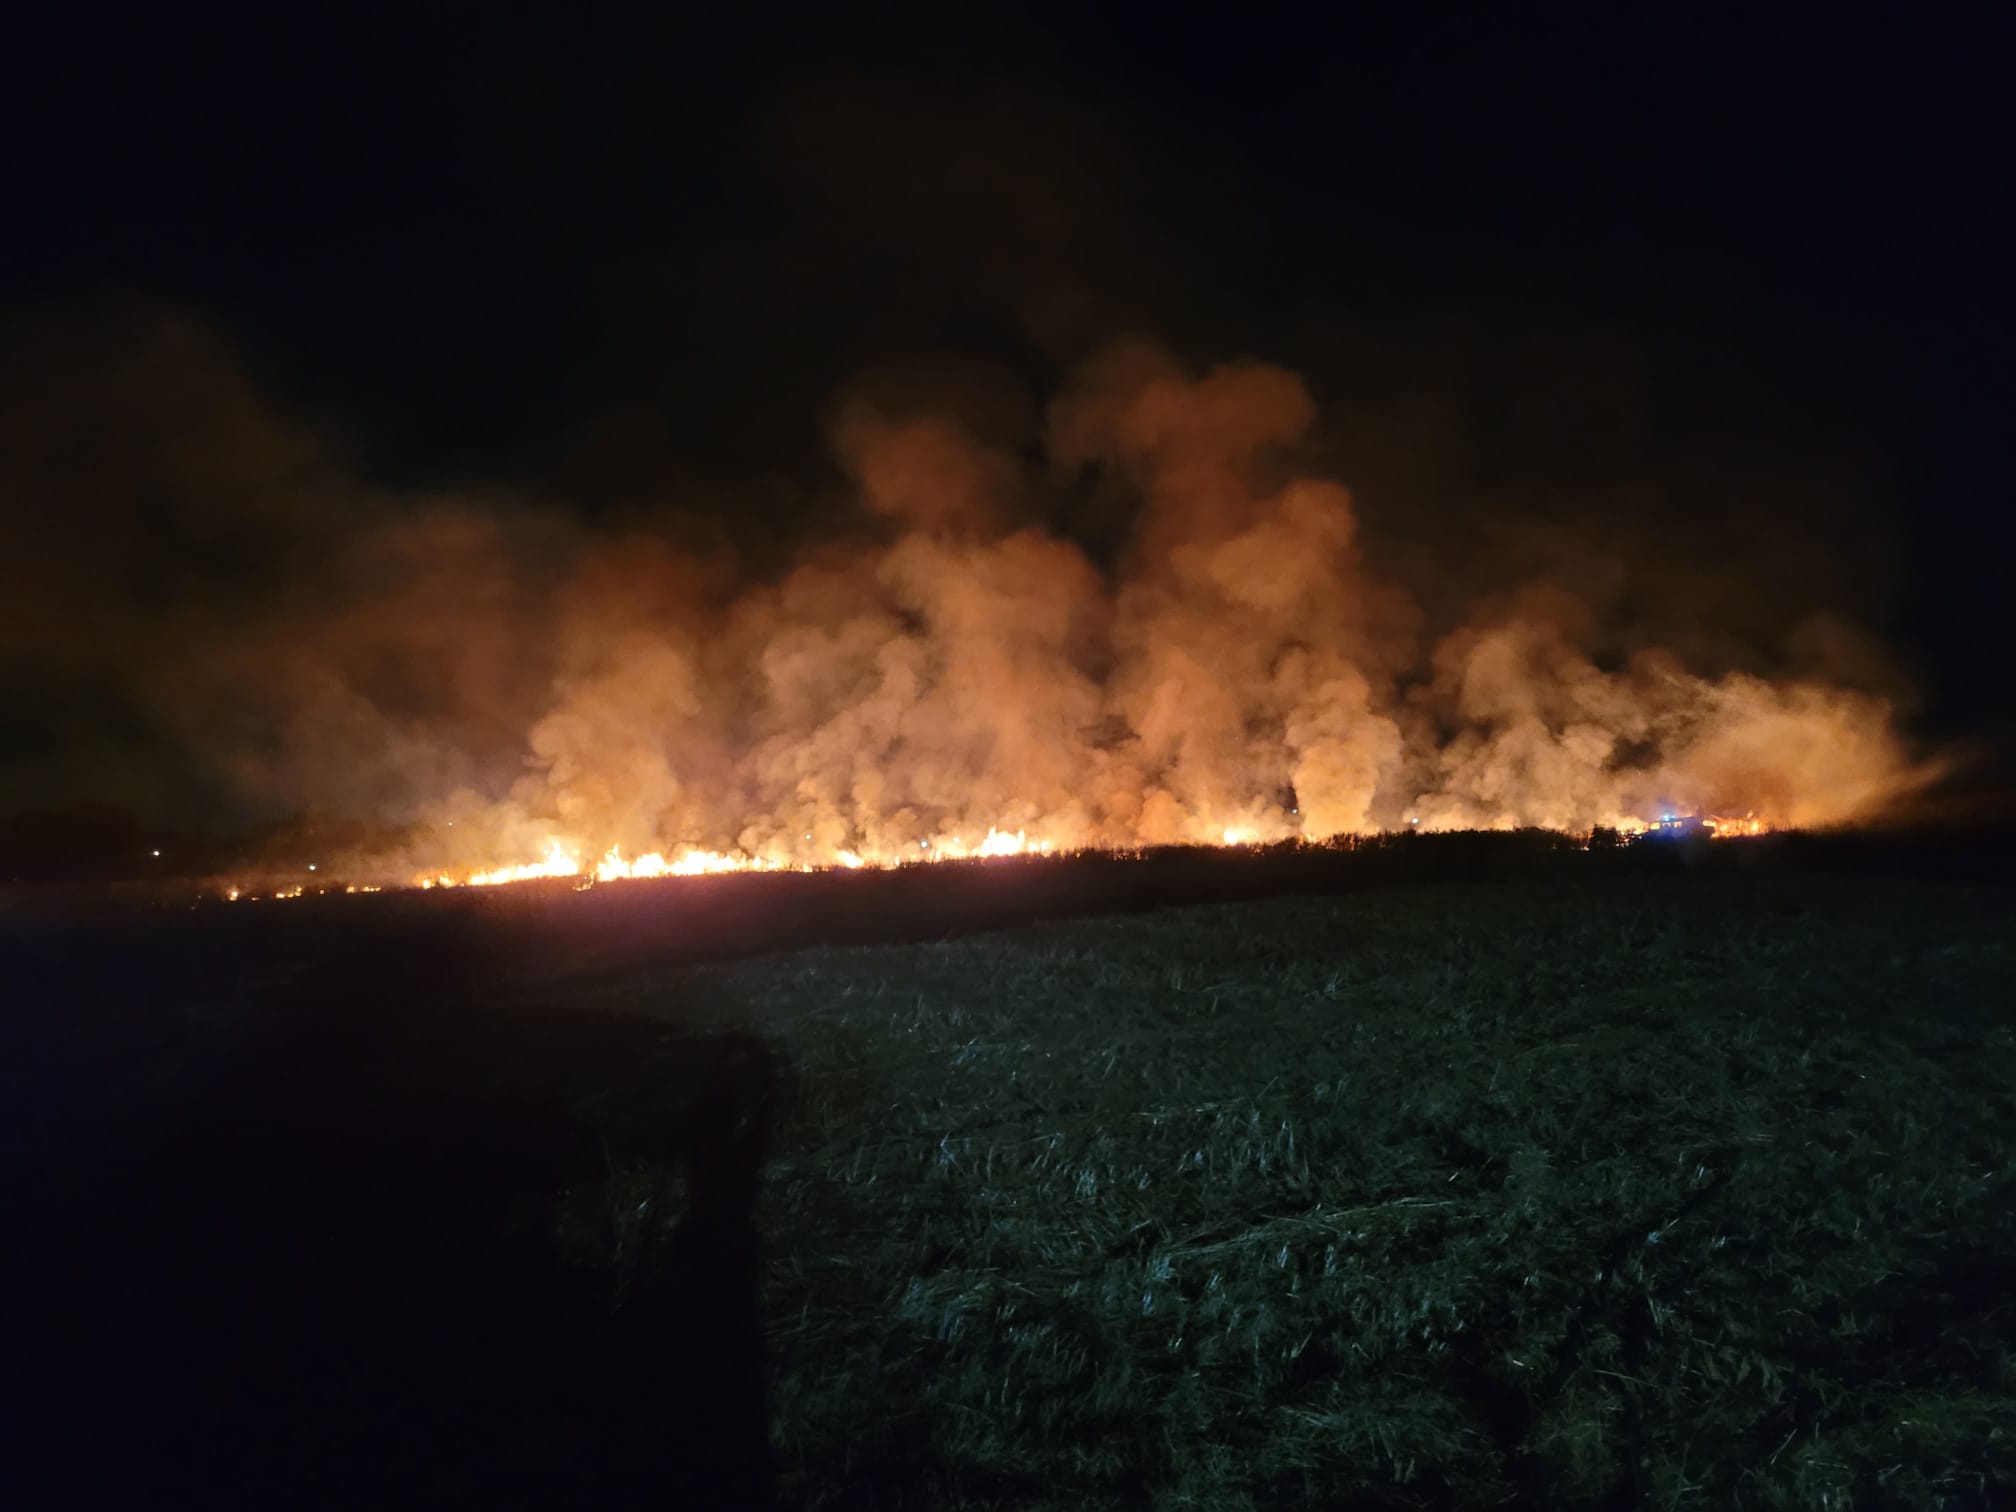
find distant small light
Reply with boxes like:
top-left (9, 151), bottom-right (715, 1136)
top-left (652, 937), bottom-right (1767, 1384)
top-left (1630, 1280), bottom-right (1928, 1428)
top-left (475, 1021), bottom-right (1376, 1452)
top-left (1409, 817), bottom-right (1419, 826)
top-left (804, 833), bottom-right (812, 841)
top-left (307, 863), bottom-right (317, 872)
top-left (920, 839), bottom-right (929, 849)
top-left (151, 849), bottom-right (161, 858)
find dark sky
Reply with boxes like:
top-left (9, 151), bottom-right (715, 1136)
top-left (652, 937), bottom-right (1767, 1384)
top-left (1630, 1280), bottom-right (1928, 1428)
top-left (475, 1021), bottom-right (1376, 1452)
top-left (2, 4), bottom-right (2010, 828)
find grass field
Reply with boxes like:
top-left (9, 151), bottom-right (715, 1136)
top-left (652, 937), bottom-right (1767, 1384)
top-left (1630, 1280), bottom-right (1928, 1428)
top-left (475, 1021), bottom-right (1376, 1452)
top-left (558, 871), bottom-right (2015, 1508)
top-left (6, 851), bottom-right (2014, 1508)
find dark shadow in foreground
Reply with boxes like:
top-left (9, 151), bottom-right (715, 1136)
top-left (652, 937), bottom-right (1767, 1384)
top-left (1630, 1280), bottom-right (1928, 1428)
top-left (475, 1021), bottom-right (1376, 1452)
top-left (2, 921), bottom-right (779, 1509)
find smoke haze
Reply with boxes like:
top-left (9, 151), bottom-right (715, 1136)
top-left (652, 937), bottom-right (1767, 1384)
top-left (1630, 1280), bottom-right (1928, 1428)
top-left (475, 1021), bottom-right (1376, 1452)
top-left (8, 20), bottom-right (2003, 881)
top-left (0, 301), bottom-right (1936, 885)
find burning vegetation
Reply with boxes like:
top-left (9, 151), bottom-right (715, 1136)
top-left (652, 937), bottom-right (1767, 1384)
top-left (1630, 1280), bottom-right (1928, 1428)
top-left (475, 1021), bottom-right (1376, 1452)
top-left (273, 346), bottom-right (1926, 896)
top-left (0, 317), bottom-right (1938, 899)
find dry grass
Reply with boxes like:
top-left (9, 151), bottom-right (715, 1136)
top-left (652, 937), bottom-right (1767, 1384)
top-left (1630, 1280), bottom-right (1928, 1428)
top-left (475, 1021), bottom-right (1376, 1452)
top-left (564, 874), bottom-right (2015, 1508)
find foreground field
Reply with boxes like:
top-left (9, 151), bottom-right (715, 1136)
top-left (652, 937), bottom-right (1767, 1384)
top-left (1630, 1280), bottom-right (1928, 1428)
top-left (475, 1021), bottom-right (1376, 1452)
top-left (572, 873), bottom-right (2013, 1508)
top-left (5, 857), bottom-right (2013, 1508)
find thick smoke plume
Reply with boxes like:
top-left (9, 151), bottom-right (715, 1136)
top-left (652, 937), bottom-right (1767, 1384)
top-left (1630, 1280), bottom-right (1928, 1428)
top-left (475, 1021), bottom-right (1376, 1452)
top-left (0, 310), bottom-right (1935, 887)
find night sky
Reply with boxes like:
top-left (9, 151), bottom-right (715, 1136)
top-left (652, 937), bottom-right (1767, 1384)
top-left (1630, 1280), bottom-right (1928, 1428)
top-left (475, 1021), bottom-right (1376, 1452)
top-left (2, 5), bottom-right (2009, 845)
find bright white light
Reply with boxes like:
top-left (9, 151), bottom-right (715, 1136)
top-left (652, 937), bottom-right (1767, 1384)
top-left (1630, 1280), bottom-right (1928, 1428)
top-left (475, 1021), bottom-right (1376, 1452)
top-left (307, 864), bottom-right (317, 872)
top-left (151, 849), bottom-right (160, 857)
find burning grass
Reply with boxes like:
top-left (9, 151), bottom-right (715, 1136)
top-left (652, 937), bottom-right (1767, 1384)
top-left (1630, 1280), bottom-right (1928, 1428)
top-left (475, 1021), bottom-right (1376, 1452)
top-left (566, 874), bottom-right (2014, 1507)
top-left (215, 814), bottom-right (1770, 903)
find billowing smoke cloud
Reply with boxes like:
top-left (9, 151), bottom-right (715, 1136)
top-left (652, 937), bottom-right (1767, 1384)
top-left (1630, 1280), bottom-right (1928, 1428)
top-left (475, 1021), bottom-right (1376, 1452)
top-left (0, 306), bottom-right (1936, 886)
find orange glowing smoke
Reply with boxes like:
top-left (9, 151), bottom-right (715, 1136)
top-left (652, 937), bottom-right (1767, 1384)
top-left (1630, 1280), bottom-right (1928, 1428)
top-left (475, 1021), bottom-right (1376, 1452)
top-left (195, 342), bottom-right (1939, 899)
